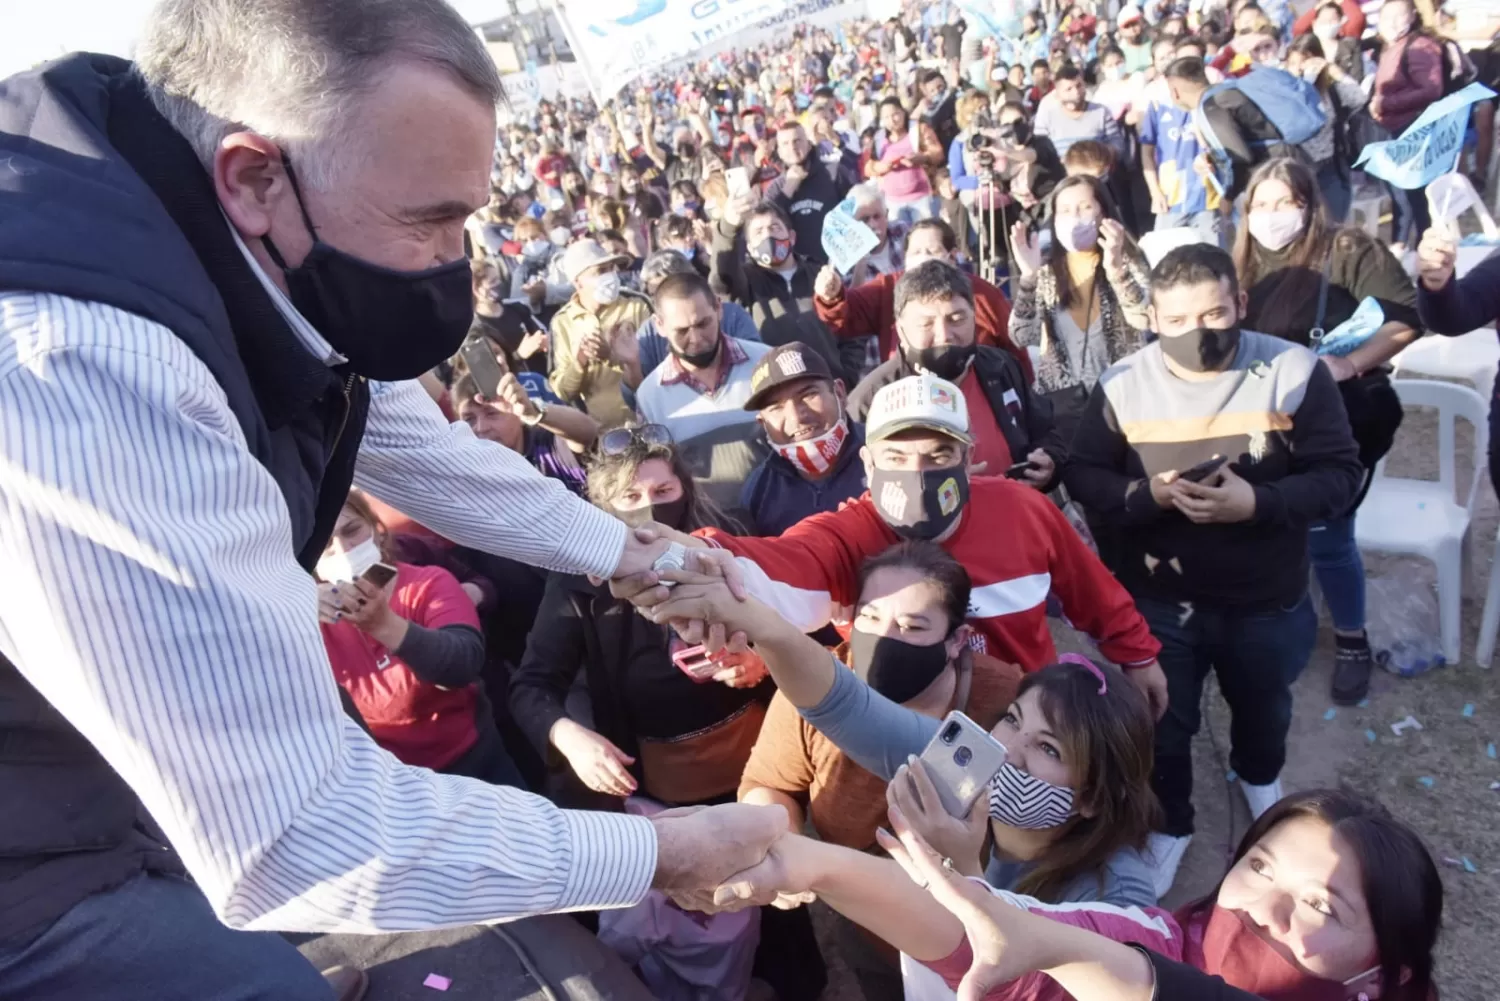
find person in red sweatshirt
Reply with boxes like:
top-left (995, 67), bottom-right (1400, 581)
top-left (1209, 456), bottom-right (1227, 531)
top-left (676, 371), bottom-right (1167, 718)
top-left (814, 218), bottom-right (1028, 382)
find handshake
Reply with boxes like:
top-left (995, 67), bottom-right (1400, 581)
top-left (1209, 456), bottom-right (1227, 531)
top-left (647, 803), bottom-right (817, 913)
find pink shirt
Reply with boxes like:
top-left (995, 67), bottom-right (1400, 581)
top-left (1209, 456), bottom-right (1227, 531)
top-left (877, 129), bottom-right (932, 204)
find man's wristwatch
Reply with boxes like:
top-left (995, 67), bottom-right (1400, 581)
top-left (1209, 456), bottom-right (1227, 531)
top-left (651, 542), bottom-right (689, 586)
top-left (520, 402), bottom-right (547, 427)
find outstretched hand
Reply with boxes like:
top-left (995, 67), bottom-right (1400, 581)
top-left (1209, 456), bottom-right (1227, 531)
top-left (650, 803), bottom-right (793, 911)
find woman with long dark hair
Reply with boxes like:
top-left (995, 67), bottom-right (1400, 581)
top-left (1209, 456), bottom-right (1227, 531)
top-left (1008, 173), bottom-right (1151, 440)
top-left (1232, 158), bottom-right (1418, 706)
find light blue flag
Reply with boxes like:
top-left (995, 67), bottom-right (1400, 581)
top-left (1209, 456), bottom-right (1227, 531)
top-left (822, 198), bottom-right (880, 277)
top-left (1354, 83), bottom-right (1496, 190)
top-left (1313, 297), bottom-right (1385, 357)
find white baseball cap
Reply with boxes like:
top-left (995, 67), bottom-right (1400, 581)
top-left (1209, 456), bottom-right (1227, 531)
top-left (560, 239), bottom-right (630, 285)
top-left (866, 373), bottom-right (973, 445)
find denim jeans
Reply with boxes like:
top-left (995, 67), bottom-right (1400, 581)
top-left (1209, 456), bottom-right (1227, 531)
top-left (1136, 593), bottom-right (1318, 836)
top-left (1308, 513), bottom-right (1366, 633)
top-left (1154, 208), bottom-right (1227, 249)
top-left (0, 872), bottom-right (331, 1000)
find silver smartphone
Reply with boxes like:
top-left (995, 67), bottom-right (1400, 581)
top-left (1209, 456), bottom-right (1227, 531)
top-left (916, 711), bottom-right (1009, 818)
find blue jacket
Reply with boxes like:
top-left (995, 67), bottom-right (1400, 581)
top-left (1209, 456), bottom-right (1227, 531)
top-left (0, 53), bottom-right (371, 937)
top-left (739, 423), bottom-right (868, 536)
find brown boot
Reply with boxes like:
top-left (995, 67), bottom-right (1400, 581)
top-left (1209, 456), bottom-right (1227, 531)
top-left (321, 965), bottom-right (369, 1001)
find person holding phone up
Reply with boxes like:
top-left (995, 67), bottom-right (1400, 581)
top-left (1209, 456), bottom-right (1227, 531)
top-left (317, 492), bottom-right (525, 789)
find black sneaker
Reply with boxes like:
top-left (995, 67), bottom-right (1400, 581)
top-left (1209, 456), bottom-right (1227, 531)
top-left (1331, 633), bottom-right (1373, 705)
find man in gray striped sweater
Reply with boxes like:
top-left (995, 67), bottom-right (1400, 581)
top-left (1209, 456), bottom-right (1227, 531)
top-left (1064, 245), bottom-right (1362, 898)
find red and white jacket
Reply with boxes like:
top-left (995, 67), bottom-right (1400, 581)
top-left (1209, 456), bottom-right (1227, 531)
top-left (699, 477), bottom-right (1160, 672)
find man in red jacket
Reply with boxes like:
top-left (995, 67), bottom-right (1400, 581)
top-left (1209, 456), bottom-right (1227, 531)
top-left (814, 218), bottom-right (1030, 383)
top-left (625, 372), bottom-right (1169, 718)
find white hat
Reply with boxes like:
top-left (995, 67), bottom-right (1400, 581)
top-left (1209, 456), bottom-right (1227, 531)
top-left (560, 239), bottom-right (630, 285)
top-left (1118, 3), bottom-right (1144, 24)
top-left (1138, 227), bottom-right (1211, 269)
top-left (866, 373), bottom-right (973, 445)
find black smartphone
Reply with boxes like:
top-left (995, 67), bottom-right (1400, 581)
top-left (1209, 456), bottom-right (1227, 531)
top-left (1004, 461), bottom-right (1037, 480)
top-left (459, 338), bottom-right (505, 399)
top-left (361, 563), bottom-right (398, 589)
top-left (1179, 455), bottom-right (1228, 483)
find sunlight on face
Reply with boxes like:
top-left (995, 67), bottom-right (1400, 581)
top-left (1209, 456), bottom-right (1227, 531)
top-left (1217, 815), bottom-right (1380, 982)
top-left (611, 457), bottom-right (684, 513)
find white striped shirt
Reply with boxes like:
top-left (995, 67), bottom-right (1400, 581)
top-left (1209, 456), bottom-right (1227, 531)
top-left (0, 287), bottom-right (656, 933)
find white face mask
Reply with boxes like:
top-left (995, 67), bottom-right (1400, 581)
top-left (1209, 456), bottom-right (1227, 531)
top-left (1103, 64), bottom-right (1125, 82)
top-left (549, 226), bottom-right (573, 248)
top-left (1247, 207), bottom-right (1307, 251)
top-left (591, 271), bottom-right (622, 304)
top-left (523, 238), bottom-right (551, 259)
top-left (1313, 22), bottom-right (1341, 43)
top-left (316, 538), bottom-right (382, 584)
top-left (1057, 218), bottom-right (1100, 253)
top-left (1378, 19), bottom-right (1412, 44)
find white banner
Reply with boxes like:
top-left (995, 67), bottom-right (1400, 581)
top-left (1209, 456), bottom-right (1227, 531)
top-left (555, 0), bottom-right (795, 101)
top-left (500, 62), bottom-right (593, 114)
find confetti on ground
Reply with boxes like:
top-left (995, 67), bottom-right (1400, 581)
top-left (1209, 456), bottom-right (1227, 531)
top-left (1323, 708), bottom-right (1338, 720)
top-left (423, 974), bottom-right (451, 991)
top-left (1391, 715), bottom-right (1423, 735)
top-left (1463, 703), bottom-right (1476, 717)
top-left (1491, 781), bottom-right (1500, 791)
top-left (1226, 769), bottom-right (1238, 782)
top-left (1489, 743), bottom-right (1497, 760)
top-left (1463, 857), bottom-right (1478, 873)
top-left (1357, 697), bottom-right (1370, 708)
top-left (1365, 729), bottom-right (1378, 743)
top-left (1419, 776), bottom-right (1436, 788)
top-left (1443, 856), bottom-right (1465, 869)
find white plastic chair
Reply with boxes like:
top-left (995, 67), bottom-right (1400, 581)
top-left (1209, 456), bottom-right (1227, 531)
top-left (1391, 329), bottom-right (1500, 406)
top-left (1355, 379), bottom-right (1490, 666)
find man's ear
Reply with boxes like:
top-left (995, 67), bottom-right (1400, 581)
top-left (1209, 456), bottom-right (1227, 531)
top-left (1237, 288), bottom-right (1249, 322)
top-left (860, 444), bottom-right (874, 481)
top-left (214, 131), bottom-right (292, 242)
top-left (945, 624), bottom-right (973, 662)
top-left (834, 379), bottom-right (848, 404)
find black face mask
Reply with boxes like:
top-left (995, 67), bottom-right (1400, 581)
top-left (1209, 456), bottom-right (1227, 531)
top-left (1159, 323), bottom-right (1243, 373)
top-left (670, 336), bottom-right (723, 370)
top-left (870, 465), bottom-right (969, 541)
top-left (617, 495), bottom-right (690, 531)
top-left (904, 343), bottom-right (976, 382)
top-left (849, 628), bottom-right (952, 703)
top-left (262, 156), bottom-right (473, 381)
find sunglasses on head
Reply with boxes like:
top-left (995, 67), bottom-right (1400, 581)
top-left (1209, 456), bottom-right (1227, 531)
top-left (599, 423), bottom-right (675, 456)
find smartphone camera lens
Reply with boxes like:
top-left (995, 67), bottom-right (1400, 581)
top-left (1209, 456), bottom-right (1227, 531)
top-left (953, 746), bottom-right (973, 767)
top-left (940, 722), bottom-right (962, 745)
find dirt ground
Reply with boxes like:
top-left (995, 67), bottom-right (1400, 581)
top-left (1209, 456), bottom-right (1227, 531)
top-left (814, 394), bottom-right (1500, 1001)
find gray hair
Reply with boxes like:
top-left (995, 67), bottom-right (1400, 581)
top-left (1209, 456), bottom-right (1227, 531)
top-left (848, 181), bottom-right (886, 216)
top-left (136, 0), bottom-right (504, 190)
top-left (894, 260), bottom-right (974, 316)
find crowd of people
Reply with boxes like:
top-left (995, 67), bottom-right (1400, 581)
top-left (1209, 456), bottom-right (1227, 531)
top-left (5, 0), bottom-right (1500, 998)
top-left (333, 0), bottom-right (1500, 996)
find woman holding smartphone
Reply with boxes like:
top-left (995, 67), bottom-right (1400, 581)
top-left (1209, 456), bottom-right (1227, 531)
top-left (316, 491), bottom-right (523, 786)
top-left (644, 551), bottom-right (1161, 910)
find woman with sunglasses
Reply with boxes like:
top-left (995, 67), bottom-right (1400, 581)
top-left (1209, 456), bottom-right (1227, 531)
top-left (508, 422), bottom-right (771, 808)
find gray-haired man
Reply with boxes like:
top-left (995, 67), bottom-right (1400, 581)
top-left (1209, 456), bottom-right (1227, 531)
top-left (0, 1), bottom-right (784, 997)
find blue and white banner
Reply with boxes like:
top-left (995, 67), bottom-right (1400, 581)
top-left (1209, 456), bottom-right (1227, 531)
top-left (1353, 83), bottom-right (1496, 190)
top-left (556, 0), bottom-right (794, 101)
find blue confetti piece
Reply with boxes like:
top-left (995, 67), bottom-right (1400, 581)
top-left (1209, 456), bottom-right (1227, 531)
top-left (1463, 703), bottom-right (1476, 717)
top-left (1365, 729), bottom-right (1378, 743)
top-left (1357, 697), bottom-right (1370, 708)
top-left (1324, 708), bottom-right (1338, 720)
top-left (1488, 743), bottom-right (1497, 759)
top-left (1419, 776), bottom-right (1436, 788)
top-left (1463, 857), bottom-right (1478, 874)
top-left (1226, 769), bottom-right (1238, 782)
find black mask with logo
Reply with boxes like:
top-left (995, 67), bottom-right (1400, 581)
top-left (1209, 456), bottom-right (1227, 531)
top-left (904, 343), bottom-right (976, 382)
top-left (870, 465), bottom-right (970, 541)
top-left (1159, 323), bottom-right (1242, 373)
top-left (849, 629), bottom-right (952, 703)
top-left (262, 155), bottom-right (474, 381)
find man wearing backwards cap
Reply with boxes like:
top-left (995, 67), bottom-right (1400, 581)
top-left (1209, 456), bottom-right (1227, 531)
top-left (739, 342), bottom-right (869, 536)
top-left (627, 372), bottom-right (1169, 718)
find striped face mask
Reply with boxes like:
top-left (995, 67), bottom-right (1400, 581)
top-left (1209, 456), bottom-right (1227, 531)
top-left (988, 762), bottom-right (1076, 829)
top-left (773, 416), bottom-right (849, 478)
